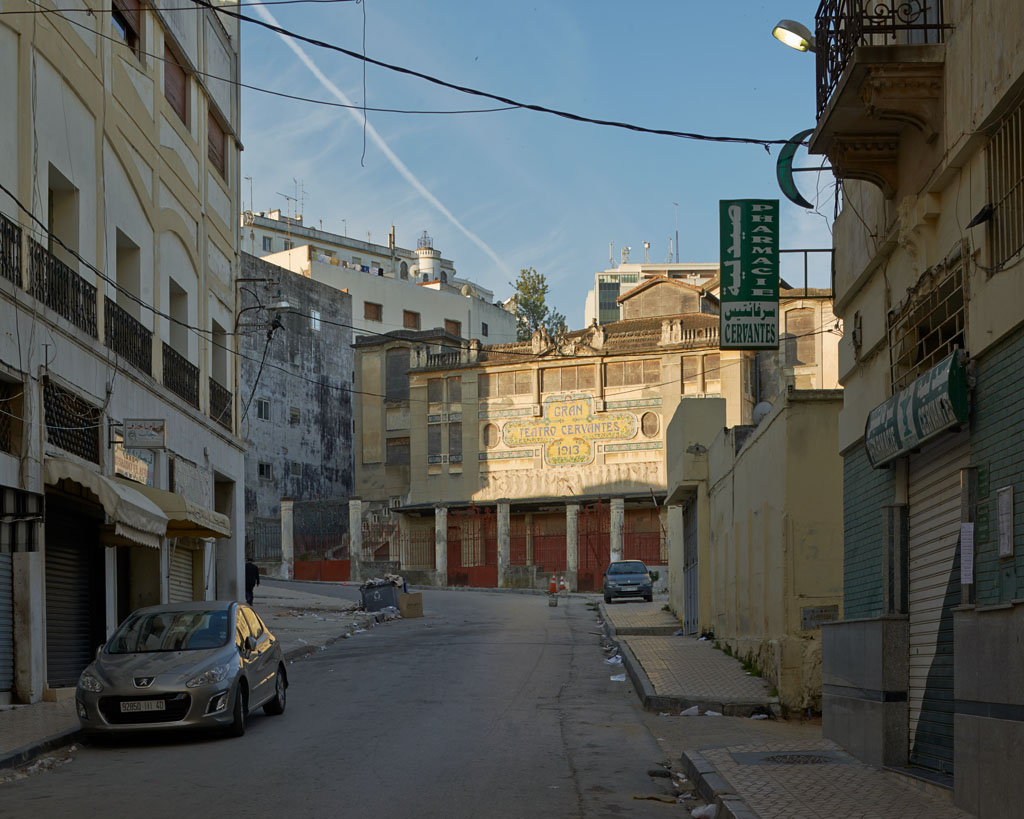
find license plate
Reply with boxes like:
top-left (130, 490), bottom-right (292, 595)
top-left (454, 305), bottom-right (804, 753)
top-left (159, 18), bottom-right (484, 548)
top-left (120, 700), bottom-right (166, 713)
top-left (621, 584), bottom-right (636, 590)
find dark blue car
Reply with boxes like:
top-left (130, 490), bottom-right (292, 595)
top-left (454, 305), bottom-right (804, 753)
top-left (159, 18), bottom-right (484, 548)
top-left (603, 560), bottom-right (653, 603)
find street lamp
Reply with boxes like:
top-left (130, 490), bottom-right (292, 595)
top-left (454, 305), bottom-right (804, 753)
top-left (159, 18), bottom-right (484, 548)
top-left (772, 19), bottom-right (816, 52)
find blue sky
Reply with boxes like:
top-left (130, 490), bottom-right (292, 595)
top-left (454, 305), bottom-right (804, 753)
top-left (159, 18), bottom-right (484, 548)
top-left (240, 1), bottom-right (833, 328)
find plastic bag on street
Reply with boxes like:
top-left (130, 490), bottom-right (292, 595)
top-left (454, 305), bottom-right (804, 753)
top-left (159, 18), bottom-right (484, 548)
top-left (604, 655), bottom-right (622, 664)
top-left (691, 805), bottom-right (718, 819)
top-left (704, 710), bottom-right (722, 717)
top-left (680, 706), bottom-right (700, 716)
top-left (610, 673), bottom-right (627, 682)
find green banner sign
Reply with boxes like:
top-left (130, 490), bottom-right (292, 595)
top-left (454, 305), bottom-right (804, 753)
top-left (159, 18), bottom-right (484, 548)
top-left (864, 350), bottom-right (970, 468)
top-left (719, 199), bottom-right (780, 350)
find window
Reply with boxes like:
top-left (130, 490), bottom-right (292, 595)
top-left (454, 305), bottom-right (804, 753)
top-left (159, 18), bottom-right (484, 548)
top-left (310, 310), bottom-right (321, 332)
top-left (428, 378), bottom-right (444, 404)
top-left (0, 380), bottom-right (22, 456)
top-left (208, 112), bottom-right (226, 179)
top-left (290, 461), bottom-right (302, 477)
top-left (364, 302), bottom-right (382, 322)
top-left (447, 376), bottom-right (461, 404)
top-left (604, 359), bottom-right (660, 389)
top-left (351, 256), bottom-right (362, 266)
top-left (541, 364), bottom-right (596, 393)
top-left (386, 437), bottom-right (410, 465)
top-left (448, 422), bottom-right (462, 463)
top-left (403, 310), bottom-right (421, 330)
top-left (682, 356), bottom-right (700, 395)
top-left (427, 425), bottom-right (442, 461)
top-left (987, 95), bottom-right (1023, 270)
top-left (386, 349), bottom-right (409, 400)
top-left (257, 462), bottom-right (273, 480)
top-left (481, 322), bottom-right (489, 337)
top-left (399, 261), bottom-right (409, 280)
top-left (483, 423), bottom-right (499, 448)
top-left (256, 398), bottom-right (270, 421)
top-left (444, 319), bottom-right (462, 337)
top-left (479, 369), bottom-right (533, 397)
top-left (641, 412), bottom-right (660, 438)
top-left (164, 46), bottom-right (187, 125)
top-left (283, 240), bottom-right (293, 250)
top-left (262, 236), bottom-right (272, 252)
top-left (111, 0), bottom-right (140, 55)
top-left (703, 354), bottom-right (721, 394)
top-left (784, 308), bottom-right (816, 366)
top-left (289, 406), bottom-right (300, 425)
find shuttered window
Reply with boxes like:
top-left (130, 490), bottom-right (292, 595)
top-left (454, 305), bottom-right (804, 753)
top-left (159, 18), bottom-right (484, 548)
top-left (112, 0), bottom-right (140, 54)
top-left (164, 46), bottom-right (187, 125)
top-left (444, 319), bottom-right (462, 337)
top-left (427, 425), bottom-right (442, 459)
top-left (385, 349), bottom-right (409, 400)
top-left (403, 310), bottom-right (420, 330)
top-left (208, 112), bottom-right (226, 179)
top-left (447, 376), bottom-right (462, 404)
top-left (703, 354), bottom-right (721, 393)
top-left (448, 422), bottom-right (462, 462)
top-left (682, 356), bottom-right (700, 394)
top-left (428, 379), bottom-right (444, 404)
top-left (386, 437), bottom-right (410, 465)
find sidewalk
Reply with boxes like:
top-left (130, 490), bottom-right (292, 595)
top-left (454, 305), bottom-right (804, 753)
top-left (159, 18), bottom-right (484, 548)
top-left (0, 582), bottom-right (392, 771)
top-left (602, 600), bottom-right (975, 819)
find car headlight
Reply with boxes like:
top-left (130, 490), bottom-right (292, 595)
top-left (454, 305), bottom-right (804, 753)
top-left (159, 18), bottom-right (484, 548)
top-left (606, 580), bottom-right (618, 587)
top-left (78, 670), bottom-right (103, 693)
top-left (643, 574), bottom-right (652, 583)
top-left (186, 663), bottom-right (231, 688)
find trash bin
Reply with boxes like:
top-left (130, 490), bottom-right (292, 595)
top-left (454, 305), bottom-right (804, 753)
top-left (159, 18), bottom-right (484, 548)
top-left (360, 583), bottom-right (399, 612)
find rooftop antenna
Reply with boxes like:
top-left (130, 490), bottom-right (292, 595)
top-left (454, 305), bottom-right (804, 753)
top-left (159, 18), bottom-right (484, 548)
top-left (608, 241), bottom-right (615, 269)
top-left (292, 178), bottom-right (307, 221)
top-left (643, 241), bottom-right (650, 263)
top-left (665, 235), bottom-right (674, 263)
top-left (673, 202), bottom-right (680, 263)
top-left (621, 246), bottom-right (631, 264)
top-left (275, 191), bottom-right (297, 246)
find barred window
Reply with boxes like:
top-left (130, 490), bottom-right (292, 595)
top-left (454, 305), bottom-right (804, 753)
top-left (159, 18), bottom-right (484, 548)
top-left (43, 381), bottom-right (100, 463)
top-left (987, 98), bottom-right (1024, 270)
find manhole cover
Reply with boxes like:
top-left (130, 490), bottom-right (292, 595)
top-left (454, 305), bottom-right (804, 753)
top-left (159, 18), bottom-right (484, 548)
top-left (731, 751), bottom-right (852, 766)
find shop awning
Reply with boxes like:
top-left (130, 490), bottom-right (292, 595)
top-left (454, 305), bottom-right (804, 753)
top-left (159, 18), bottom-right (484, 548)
top-left (44, 458), bottom-right (168, 549)
top-left (114, 478), bottom-right (231, 539)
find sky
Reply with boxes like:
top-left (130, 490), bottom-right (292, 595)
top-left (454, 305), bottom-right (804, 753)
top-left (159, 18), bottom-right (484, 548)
top-left (239, 0), bottom-right (835, 329)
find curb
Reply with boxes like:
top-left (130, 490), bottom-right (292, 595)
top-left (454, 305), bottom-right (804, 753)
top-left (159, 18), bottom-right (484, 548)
top-left (679, 749), bottom-right (761, 819)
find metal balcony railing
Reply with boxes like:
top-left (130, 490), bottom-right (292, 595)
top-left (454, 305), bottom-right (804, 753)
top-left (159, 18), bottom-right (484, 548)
top-left (815, 0), bottom-right (948, 118)
top-left (209, 377), bottom-right (233, 432)
top-left (0, 211), bottom-right (21, 287)
top-left (28, 238), bottom-right (97, 337)
top-left (105, 297), bottom-right (152, 375)
top-left (162, 342), bottom-right (200, 408)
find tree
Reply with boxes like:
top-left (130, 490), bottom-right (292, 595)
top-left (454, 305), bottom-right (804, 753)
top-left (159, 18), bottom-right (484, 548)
top-left (511, 267), bottom-right (567, 342)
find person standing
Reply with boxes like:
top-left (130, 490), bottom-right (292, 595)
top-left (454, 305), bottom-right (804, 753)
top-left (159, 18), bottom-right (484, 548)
top-left (244, 557), bottom-right (260, 606)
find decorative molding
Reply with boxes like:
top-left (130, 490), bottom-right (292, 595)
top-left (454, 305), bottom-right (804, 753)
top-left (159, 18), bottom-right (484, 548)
top-left (479, 449), bottom-right (537, 461)
top-left (603, 441), bottom-right (663, 453)
top-left (605, 397), bottom-right (663, 410)
top-left (827, 134), bottom-right (900, 198)
top-left (479, 407), bottom-right (534, 420)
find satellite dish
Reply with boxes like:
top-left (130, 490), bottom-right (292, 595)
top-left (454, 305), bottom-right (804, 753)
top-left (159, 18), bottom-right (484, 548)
top-left (753, 402), bottom-right (773, 424)
top-left (460, 283), bottom-right (477, 298)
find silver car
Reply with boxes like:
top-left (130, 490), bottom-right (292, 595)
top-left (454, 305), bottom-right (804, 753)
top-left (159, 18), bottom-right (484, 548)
top-left (76, 601), bottom-right (287, 737)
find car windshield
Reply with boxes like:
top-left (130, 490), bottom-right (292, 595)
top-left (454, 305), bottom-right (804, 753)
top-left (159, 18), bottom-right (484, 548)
top-left (608, 562), bottom-right (646, 575)
top-left (106, 610), bottom-right (230, 654)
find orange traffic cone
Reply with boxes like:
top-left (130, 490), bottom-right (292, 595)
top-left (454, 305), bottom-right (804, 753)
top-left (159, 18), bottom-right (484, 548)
top-left (559, 576), bottom-right (566, 592)
top-left (548, 576), bottom-right (557, 595)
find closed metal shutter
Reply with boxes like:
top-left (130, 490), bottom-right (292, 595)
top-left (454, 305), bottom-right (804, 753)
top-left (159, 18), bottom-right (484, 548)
top-left (907, 430), bottom-right (969, 775)
top-left (168, 545), bottom-right (194, 603)
top-left (45, 509), bottom-right (104, 688)
top-left (683, 496), bottom-right (699, 635)
top-left (0, 554), bottom-right (13, 694)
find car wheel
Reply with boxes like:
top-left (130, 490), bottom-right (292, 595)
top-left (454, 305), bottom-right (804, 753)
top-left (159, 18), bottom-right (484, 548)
top-left (225, 683), bottom-right (247, 738)
top-left (604, 594), bottom-right (612, 604)
top-left (263, 665), bottom-right (287, 716)
top-left (644, 594), bottom-right (653, 602)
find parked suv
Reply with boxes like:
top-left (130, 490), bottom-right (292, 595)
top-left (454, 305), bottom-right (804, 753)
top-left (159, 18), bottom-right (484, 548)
top-left (603, 560), bottom-right (653, 603)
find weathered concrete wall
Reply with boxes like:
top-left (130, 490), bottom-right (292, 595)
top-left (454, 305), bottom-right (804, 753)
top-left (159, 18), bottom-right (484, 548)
top-left (241, 254), bottom-right (354, 547)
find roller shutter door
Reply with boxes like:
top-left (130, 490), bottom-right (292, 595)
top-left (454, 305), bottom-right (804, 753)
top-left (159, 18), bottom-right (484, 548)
top-left (907, 430), bottom-right (969, 775)
top-left (0, 554), bottom-right (13, 694)
top-left (45, 510), bottom-right (104, 689)
top-left (168, 546), bottom-right (194, 603)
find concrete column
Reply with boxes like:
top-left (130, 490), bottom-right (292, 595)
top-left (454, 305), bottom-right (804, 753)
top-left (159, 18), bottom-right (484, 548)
top-left (497, 500), bottom-right (510, 587)
top-left (348, 498), bottom-right (362, 583)
top-left (13, 552), bottom-right (44, 704)
top-left (610, 497), bottom-right (625, 563)
top-left (159, 540), bottom-right (170, 604)
top-left (666, 504), bottom-right (683, 610)
top-left (104, 548), bottom-right (117, 637)
top-left (280, 499), bottom-right (294, 580)
top-left (434, 505), bottom-right (448, 584)
top-left (565, 503), bottom-right (579, 592)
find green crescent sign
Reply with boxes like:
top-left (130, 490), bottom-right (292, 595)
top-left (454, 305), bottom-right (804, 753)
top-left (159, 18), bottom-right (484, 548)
top-left (776, 128), bottom-right (815, 210)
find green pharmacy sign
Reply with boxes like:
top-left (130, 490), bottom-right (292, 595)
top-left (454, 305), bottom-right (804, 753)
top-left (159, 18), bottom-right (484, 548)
top-left (719, 199), bottom-right (780, 350)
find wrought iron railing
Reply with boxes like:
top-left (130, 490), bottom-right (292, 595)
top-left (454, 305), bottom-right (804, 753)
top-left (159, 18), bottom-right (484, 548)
top-left (0, 211), bottom-right (21, 287)
top-left (28, 238), bottom-right (97, 337)
top-left (162, 342), bottom-right (199, 408)
top-left (815, 0), bottom-right (948, 118)
top-left (43, 379), bottom-right (100, 464)
top-left (105, 297), bottom-right (152, 375)
top-left (209, 377), bottom-right (233, 431)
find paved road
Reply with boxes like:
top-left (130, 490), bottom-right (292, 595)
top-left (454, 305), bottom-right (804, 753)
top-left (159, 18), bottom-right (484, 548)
top-left (1, 588), bottom-right (685, 818)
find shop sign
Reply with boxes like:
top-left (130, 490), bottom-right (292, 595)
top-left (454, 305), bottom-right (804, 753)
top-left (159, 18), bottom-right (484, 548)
top-left (113, 433), bottom-right (155, 486)
top-left (170, 456), bottom-right (212, 507)
top-left (864, 350), bottom-right (969, 468)
top-left (719, 199), bottom-right (779, 350)
top-left (503, 393), bottom-right (637, 466)
top-left (124, 418), bottom-right (166, 449)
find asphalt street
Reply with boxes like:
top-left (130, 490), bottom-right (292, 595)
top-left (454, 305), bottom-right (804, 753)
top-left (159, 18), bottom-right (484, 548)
top-left (0, 585), bottom-right (685, 818)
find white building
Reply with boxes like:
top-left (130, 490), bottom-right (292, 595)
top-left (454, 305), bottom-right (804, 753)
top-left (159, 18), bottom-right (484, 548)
top-left (583, 263), bottom-right (720, 325)
top-left (1, 0), bottom-right (245, 703)
top-left (241, 211), bottom-right (516, 344)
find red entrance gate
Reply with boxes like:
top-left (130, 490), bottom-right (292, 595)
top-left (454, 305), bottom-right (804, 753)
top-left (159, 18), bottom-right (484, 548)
top-left (447, 507), bottom-right (497, 587)
top-left (623, 508), bottom-right (665, 566)
top-left (509, 513), bottom-right (566, 573)
top-left (579, 501), bottom-right (611, 591)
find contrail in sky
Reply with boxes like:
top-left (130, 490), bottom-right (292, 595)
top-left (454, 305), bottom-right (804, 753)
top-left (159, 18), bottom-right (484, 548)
top-left (251, 4), bottom-right (512, 278)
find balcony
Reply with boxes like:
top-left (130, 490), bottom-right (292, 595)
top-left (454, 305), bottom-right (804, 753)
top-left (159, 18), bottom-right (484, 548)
top-left (105, 297), bottom-right (153, 375)
top-left (810, 0), bottom-right (949, 197)
top-left (0, 211), bottom-right (21, 287)
top-left (426, 352), bottom-right (461, 368)
top-left (28, 238), bottom-right (98, 337)
top-left (162, 342), bottom-right (200, 408)
top-left (209, 377), bottom-right (233, 432)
